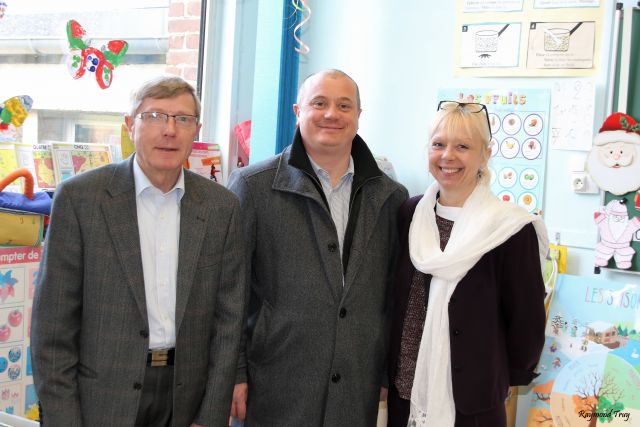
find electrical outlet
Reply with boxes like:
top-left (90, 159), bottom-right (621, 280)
top-left (571, 172), bottom-right (587, 192)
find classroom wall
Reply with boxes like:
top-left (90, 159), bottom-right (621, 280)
top-left (296, 0), bottom-right (640, 284)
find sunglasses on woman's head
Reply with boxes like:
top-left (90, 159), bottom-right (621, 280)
top-left (437, 100), bottom-right (492, 140)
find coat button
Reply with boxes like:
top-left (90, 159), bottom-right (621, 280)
top-left (133, 382), bottom-right (143, 390)
top-left (453, 329), bottom-right (460, 336)
top-left (331, 373), bottom-right (341, 383)
top-left (453, 365), bottom-right (462, 373)
top-left (140, 330), bottom-right (149, 338)
top-left (327, 243), bottom-right (338, 252)
top-left (339, 308), bottom-right (347, 318)
top-left (449, 297), bottom-right (457, 304)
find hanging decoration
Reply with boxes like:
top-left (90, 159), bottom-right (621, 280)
top-left (65, 19), bottom-right (129, 89)
top-left (292, 0), bottom-right (311, 55)
top-left (594, 199), bottom-right (640, 269)
top-left (0, 2), bottom-right (7, 20)
top-left (586, 112), bottom-right (640, 195)
top-left (0, 96), bottom-right (33, 131)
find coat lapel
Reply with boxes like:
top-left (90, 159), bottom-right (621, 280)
top-left (343, 181), bottom-right (390, 298)
top-left (102, 157), bottom-right (148, 321)
top-left (273, 149), bottom-right (342, 303)
top-left (174, 172), bottom-right (209, 332)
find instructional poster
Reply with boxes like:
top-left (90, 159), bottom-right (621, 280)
top-left (518, 274), bottom-right (640, 427)
top-left (439, 88), bottom-right (550, 216)
top-left (14, 143), bottom-right (56, 191)
top-left (455, 0), bottom-right (606, 76)
top-left (459, 22), bottom-right (521, 68)
top-left (50, 142), bottom-right (112, 185)
top-left (0, 246), bottom-right (41, 420)
top-left (526, 21), bottom-right (596, 69)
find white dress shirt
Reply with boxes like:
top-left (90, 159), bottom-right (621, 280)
top-left (308, 155), bottom-right (354, 256)
top-left (133, 157), bottom-right (184, 349)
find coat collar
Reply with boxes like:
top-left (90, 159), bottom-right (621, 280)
top-left (272, 128), bottom-right (383, 199)
top-left (287, 127), bottom-right (383, 181)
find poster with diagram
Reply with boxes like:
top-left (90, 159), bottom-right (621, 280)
top-left (526, 21), bottom-right (596, 69)
top-left (438, 88), bottom-right (550, 216)
top-left (0, 246), bottom-right (41, 420)
top-left (14, 143), bottom-right (56, 191)
top-left (455, 0), bottom-right (605, 76)
top-left (460, 22), bottom-right (521, 68)
top-left (518, 274), bottom-right (640, 427)
top-left (50, 142), bottom-right (112, 185)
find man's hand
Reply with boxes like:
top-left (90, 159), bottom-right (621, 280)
top-left (379, 387), bottom-right (388, 402)
top-left (190, 424), bottom-right (203, 427)
top-left (230, 382), bottom-right (248, 421)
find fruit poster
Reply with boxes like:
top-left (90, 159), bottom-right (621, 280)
top-left (0, 246), bottom-right (41, 420)
top-left (438, 88), bottom-right (550, 216)
top-left (50, 142), bottom-right (112, 185)
top-left (518, 274), bottom-right (640, 427)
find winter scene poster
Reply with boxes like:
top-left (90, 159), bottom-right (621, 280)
top-left (519, 274), bottom-right (640, 427)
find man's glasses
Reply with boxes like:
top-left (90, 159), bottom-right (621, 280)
top-left (437, 100), bottom-right (492, 140)
top-left (137, 111), bottom-right (199, 128)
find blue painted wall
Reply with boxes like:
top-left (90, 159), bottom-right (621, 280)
top-left (294, 0), bottom-right (640, 284)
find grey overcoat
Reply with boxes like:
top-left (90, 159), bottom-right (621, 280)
top-left (228, 131), bottom-right (408, 426)
top-left (31, 156), bottom-right (246, 427)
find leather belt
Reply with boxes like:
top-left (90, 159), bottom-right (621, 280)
top-left (147, 348), bottom-right (175, 367)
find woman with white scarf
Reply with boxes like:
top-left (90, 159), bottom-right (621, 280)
top-left (387, 101), bottom-right (548, 427)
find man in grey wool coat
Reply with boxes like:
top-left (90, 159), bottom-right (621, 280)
top-left (227, 69), bottom-right (408, 426)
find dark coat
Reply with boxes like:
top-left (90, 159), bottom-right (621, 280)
top-left (228, 130), bottom-right (408, 426)
top-left (31, 156), bottom-right (246, 427)
top-left (388, 195), bottom-right (545, 420)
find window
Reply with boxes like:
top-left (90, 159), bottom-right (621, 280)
top-left (0, 0), bottom-right (203, 162)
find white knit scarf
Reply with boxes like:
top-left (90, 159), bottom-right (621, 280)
top-left (407, 182), bottom-right (548, 426)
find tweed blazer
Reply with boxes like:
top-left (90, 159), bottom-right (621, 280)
top-left (31, 156), bottom-right (246, 427)
top-left (228, 131), bottom-right (408, 426)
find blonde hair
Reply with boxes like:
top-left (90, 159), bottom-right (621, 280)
top-left (429, 104), bottom-right (492, 184)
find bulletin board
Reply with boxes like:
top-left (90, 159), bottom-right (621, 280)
top-left (454, 0), bottom-right (607, 77)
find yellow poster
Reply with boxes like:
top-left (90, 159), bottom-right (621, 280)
top-left (455, 0), bottom-right (607, 76)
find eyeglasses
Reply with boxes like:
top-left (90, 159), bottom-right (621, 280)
top-left (136, 111), bottom-right (199, 128)
top-left (437, 100), bottom-right (492, 140)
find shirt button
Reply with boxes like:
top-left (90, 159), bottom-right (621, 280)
top-left (133, 382), bottom-right (143, 390)
top-left (331, 373), bottom-right (341, 383)
top-left (328, 243), bottom-right (338, 252)
top-left (139, 330), bottom-right (149, 338)
top-left (339, 308), bottom-right (347, 318)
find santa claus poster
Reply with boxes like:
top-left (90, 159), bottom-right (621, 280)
top-left (518, 274), bottom-right (640, 427)
top-left (585, 112), bottom-right (640, 273)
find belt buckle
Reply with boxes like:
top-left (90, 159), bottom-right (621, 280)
top-left (150, 349), bottom-right (169, 367)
